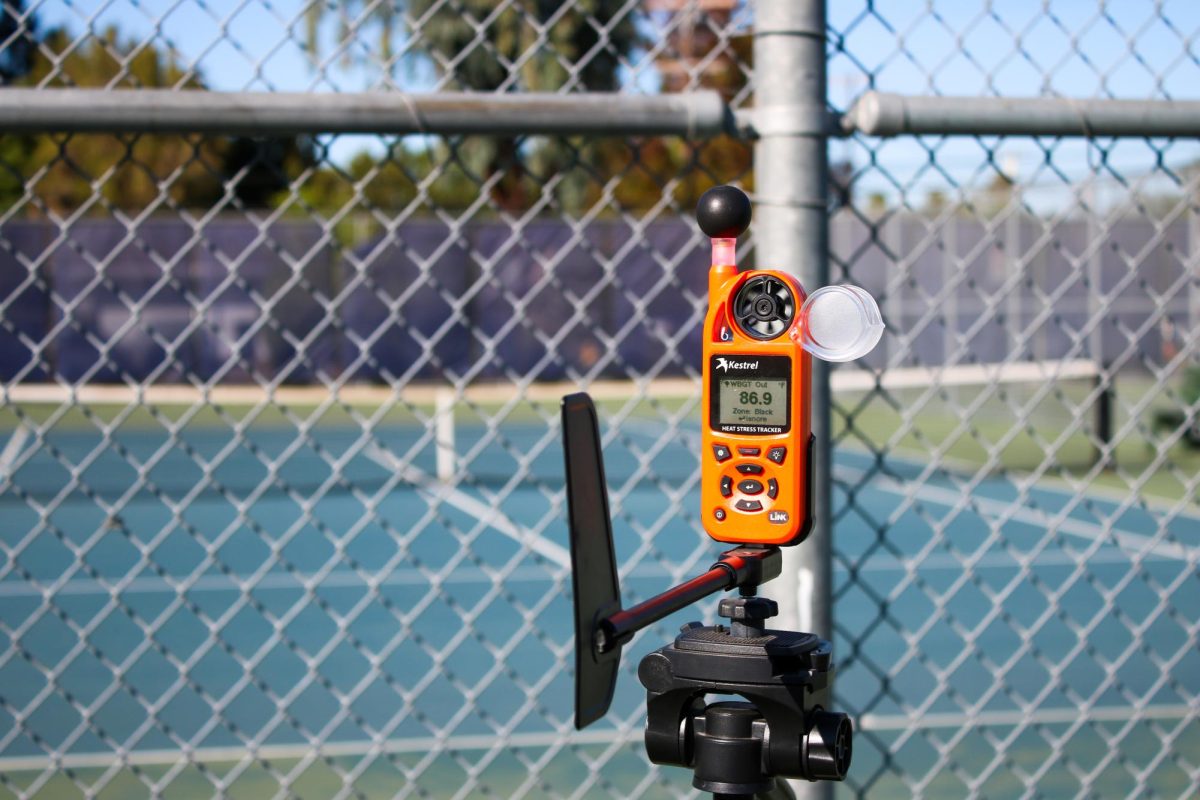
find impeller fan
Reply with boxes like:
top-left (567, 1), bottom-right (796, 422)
top-left (733, 275), bottom-right (795, 340)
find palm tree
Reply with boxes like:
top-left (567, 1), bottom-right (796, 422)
top-left (306, 0), bottom-right (642, 212)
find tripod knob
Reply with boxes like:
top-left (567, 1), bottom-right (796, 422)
top-left (804, 711), bottom-right (853, 781)
top-left (697, 185), bottom-right (752, 239)
top-left (718, 595), bottom-right (778, 638)
top-left (717, 596), bottom-right (778, 621)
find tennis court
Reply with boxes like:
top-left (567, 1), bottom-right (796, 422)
top-left (1, 370), bottom-right (1196, 799)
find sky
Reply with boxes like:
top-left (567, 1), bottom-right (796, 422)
top-left (23, 0), bottom-right (1200, 213)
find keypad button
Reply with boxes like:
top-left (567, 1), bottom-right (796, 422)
top-left (767, 447), bottom-right (787, 465)
top-left (734, 499), bottom-right (763, 512)
top-left (737, 479), bottom-right (764, 495)
top-left (767, 478), bottom-right (779, 499)
top-left (720, 476), bottom-right (733, 497)
top-left (712, 444), bottom-right (732, 462)
top-left (735, 463), bottom-right (764, 475)
top-left (714, 508), bottom-right (727, 521)
top-left (737, 447), bottom-right (761, 456)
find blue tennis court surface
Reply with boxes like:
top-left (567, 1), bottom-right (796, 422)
top-left (1, 413), bottom-right (1197, 797)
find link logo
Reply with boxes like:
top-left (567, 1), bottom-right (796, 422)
top-left (769, 510), bottom-right (789, 524)
top-left (714, 357), bottom-right (760, 372)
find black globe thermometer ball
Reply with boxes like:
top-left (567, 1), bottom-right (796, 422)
top-left (696, 185), bottom-right (752, 239)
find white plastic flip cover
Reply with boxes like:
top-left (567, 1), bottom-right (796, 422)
top-left (795, 285), bottom-right (885, 362)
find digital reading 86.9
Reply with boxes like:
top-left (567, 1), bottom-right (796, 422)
top-left (718, 378), bottom-right (788, 427)
top-left (737, 386), bottom-right (772, 405)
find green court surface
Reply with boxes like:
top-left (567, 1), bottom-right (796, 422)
top-left (0, 379), bottom-right (1197, 798)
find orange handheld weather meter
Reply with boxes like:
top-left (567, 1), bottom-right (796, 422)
top-left (696, 186), bottom-right (884, 547)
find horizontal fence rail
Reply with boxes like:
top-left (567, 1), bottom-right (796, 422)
top-left (0, 88), bottom-right (731, 137)
top-left (843, 90), bottom-right (1200, 138)
top-left (9, 88), bottom-right (1200, 141)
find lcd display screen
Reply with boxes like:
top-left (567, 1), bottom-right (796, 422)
top-left (717, 378), bottom-right (789, 428)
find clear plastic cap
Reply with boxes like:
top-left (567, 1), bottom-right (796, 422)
top-left (794, 284), bottom-right (885, 362)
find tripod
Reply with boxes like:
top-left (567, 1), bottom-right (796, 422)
top-left (563, 395), bottom-right (851, 799)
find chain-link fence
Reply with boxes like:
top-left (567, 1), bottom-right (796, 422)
top-left (828, 5), bottom-right (1200, 796)
top-left (1, 1), bottom-right (1197, 799)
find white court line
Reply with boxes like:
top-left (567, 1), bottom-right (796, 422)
top-left (619, 420), bottom-right (1198, 560)
top-left (621, 416), bottom-right (1200, 525)
top-left (0, 703), bottom-right (1190, 772)
top-left (1, 422), bottom-right (1185, 596)
top-left (0, 423), bottom-right (31, 481)
top-left (0, 548), bottom-right (1164, 598)
top-left (836, 445), bottom-right (1200, 526)
top-left (858, 703), bottom-right (1195, 732)
top-left (0, 728), bottom-right (633, 772)
top-left (837, 464), bottom-right (1199, 563)
top-left (0, 565), bottom-right (572, 598)
top-left (363, 443), bottom-right (570, 569)
top-left (0, 363), bottom-right (1099, 409)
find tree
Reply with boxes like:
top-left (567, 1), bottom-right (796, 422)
top-left (921, 189), bottom-right (949, 217)
top-left (1, 26), bottom-right (221, 214)
top-left (652, 3), bottom-right (750, 176)
top-left (407, 0), bottom-right (637, 93)
top-left (0, 0), bottom-right (37, 85)
top-left (309, 0), bottom-right (638, 92)
top-left (221, 135), bottom-right (317, 209)
top-left (0, 26), bottom-right (316, 215)
top-left (305, 1), bottom-right (641, 212)
top-left (866, 192), bottom-right (888, 218)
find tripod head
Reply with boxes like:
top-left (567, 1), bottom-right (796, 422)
top-left (562, 185), bottom-right (879, 795)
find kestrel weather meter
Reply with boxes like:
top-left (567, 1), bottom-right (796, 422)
top-left (699, 185), bottom-right (883, 547)
top-left (561, 185), bottom-right (882, 797)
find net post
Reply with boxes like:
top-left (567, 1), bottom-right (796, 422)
top-left (1084, 181), bottom-right (1109, 469)
top-left (1093, 368), bottom-right (1115, 468)
top-left (436, 387), bottom-right (456, 482)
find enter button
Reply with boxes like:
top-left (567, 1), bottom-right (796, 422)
top-left (737, 479), bottom-right (764, 495)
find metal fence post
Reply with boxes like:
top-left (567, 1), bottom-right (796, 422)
top-left (754, 0), bottom-right (832, 686)
top-left (755, 2), bottom-right (831, 794)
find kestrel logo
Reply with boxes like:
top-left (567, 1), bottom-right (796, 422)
top-left (715, 358), bottom-right (759, 372)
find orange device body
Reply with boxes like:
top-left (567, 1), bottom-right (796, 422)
top-left (701, 264), bottom-right (813, 547)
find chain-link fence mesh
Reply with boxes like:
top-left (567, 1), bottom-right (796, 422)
top-left (0, 1), bottom-right (1197, 799)
top-left (828, 3), bottom-right (1200, 797)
